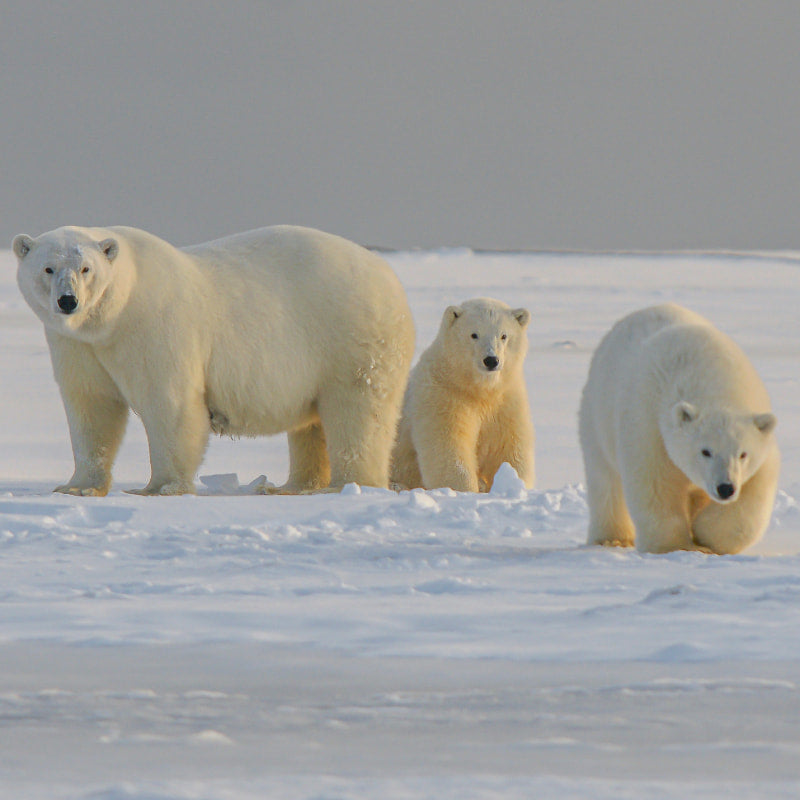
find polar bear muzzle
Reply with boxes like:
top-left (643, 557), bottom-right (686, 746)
top-left (57, 294), bottom-right (78, 314)
top-left (716, 481), bottom-right (736, 500)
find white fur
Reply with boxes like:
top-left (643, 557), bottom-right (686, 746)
top-left (14, 225), bottom-right (415, 495)
top-left (579, 303), bottom-right (779, 554)
top-left (391, 297), bottom-right (535, 492)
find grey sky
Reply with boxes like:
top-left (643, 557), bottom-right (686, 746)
top-left (3, 1), bottom-right (800, 250)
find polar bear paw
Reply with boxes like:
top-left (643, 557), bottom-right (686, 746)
top-left (126, 480), bottom-right (195, 496)
top-left (54, 484), bottom-right (108, 497)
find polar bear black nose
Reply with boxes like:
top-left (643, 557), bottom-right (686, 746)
top-left (483, 355), bottom-right (499, 371)
top-left (716, 482), bottom-right (735, 500)
top-left (57, 294), bottom-right (78, 314)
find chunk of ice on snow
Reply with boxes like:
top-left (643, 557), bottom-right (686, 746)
top-left (199, 473), bottom-right (274, 494)
top-left (199, 473), bottom-right (241, 493)
top-left (408, 489), bottom-right (440, 511)
top-left (490, 462), bottom-right (527, 498)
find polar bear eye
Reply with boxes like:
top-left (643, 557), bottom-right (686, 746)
top-left (471, 333), bottom-right (478, 339)
top-left (701, 449), bottom-right (712, 458)
top-left (81, 266), bottom-right (90, 274)
top-left (44, 267), bottom-right (53, 275)
top-left (501, 334), bottom-right (507, 341)
top-left (740, 452), bottom-right (747, 460)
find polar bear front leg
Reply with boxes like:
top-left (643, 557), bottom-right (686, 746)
top-left (613, 432), bottom-right (699, 553)
top-left (56, 392), bottom-right (129, 497)
top-left (620, 457), bottom-right (697, 553)
top-left (692, 453), bottom-right (779, 554)
top-left (580, 412), bottom-right (634, 546)
top-left (412, 411), bottom-right (482, 492)
top-left (624, 482), bottom-right (696, 553)
top-left (48, 335), bottom-right (129, 497)
top-left (479, 390), bottom-right (536, 489)
top-left (130, 392), bottom-right (210, 496)
top-left (631, 509), bottom-right (696, 553)
top-left (584, 464), bottom-right (635, 548)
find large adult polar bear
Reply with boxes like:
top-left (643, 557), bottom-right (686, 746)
top-left (14, 225), bottom-right (415, 496)
top-left (579, 303), bottom-right (779, 554)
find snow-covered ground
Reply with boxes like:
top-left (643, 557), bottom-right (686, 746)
top-left (2, 246), bottom-right (800, 799)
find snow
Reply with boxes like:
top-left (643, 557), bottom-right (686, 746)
top-left (2, 246), bottom-right (800, 798)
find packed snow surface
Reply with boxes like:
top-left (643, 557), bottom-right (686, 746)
top-left (2, 247), bottom-right (800, 798)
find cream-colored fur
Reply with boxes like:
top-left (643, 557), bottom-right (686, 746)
top-left (579, 303), bottom-right (779, 554)
top-left (14, 225), bottom-right (415, 495)
top-left (391, 298), bottom-right (534, 492)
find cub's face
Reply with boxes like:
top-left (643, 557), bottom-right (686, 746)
top-left (13, 228), bottom-right (119, 336)
top-left (442, 299), bottom-right (530, 384)
top-left (664, 402), bottom-right (777, 503)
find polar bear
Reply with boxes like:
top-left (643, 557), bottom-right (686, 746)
top-left (13, 224), bottom-right (415, 496)
top-left (391, 297), bottom-right (535, 492)
top-left (579, 303), bottom-right (779, 554)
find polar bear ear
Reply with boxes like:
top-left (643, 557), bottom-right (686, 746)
top-left (12, 234), bottom-right (35, 260)
top-left (673, 401), bottom-right (697, 426)
top-left (444, 305), bottom-right (463, 326)
top-left (98, 238), bottom-right (119, 262)
top-left (754, 412), bottom-right (777, 434)
top-left (512, 308), bottom-right (530, 328)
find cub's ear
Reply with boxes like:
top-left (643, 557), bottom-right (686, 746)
top-left (12, 234), bottom-right (35, 260)
top-left (754, 412), bottom-right (777, 434)
top-left (512, 308), bottom-right (530, 328)
top-left (98, 238), bottom-right (119, 262)
top-left (673, 401), bottom-right (697, 426)
top-left (444, 305), bottom-right (463, 326)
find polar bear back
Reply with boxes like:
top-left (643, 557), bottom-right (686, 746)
top-left (581, 303), bottom-right (770, 461)
top-left (183, 225), bottom-right (412, 437)
top-left (183, 225), bottom-right (400, 316)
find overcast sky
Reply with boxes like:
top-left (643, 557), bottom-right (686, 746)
top-left (3, 1), bottom-right (800, 250)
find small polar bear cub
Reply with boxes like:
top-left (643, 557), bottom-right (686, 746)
top-left (13, 224), bottom-right (415, 496)
top-left (391, 297), bottom-right (535, 492)
top-left (579, 303), bottom-right (779, 554)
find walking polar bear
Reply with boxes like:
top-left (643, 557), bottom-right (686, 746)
top-left (579, 303), bottom-right (779, 554)
top-left (14, 224), bottom-right (415, 496)
top-left (391, 297), bottom-right (535, 492)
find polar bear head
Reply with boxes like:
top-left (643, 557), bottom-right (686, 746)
top-left (663, 401), bottom-right (777, 503)
top-left (439, 297), bottom-right (530, 385)
top-left (13, 227), bottom-right (125, 339)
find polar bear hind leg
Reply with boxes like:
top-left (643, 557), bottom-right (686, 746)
top-left (282, 422), bottom-right (331, 492)
top-left (318, 381), bottom-right (400, 489)
top-left (389, 423), bottom-right (423, 490)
